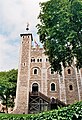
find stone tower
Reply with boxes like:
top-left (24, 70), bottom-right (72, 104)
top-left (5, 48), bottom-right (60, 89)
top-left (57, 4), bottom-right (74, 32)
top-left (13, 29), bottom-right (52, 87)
top-left (13, 33), bottom-right (32, 114)
top-left (13, 29), bottom-right (82, 114)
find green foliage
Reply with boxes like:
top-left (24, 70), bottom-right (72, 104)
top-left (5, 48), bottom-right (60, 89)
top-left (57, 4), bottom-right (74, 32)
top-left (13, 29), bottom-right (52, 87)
top-left (0, 69), bottom-right (18, 109)
top-left (37, 0), bottom-right (82, 74)
top-left (0, 101), bottom-right (82, 120)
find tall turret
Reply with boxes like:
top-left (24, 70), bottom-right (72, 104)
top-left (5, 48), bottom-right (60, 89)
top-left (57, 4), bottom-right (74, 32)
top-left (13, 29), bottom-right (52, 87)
top-left (13, 25), bottom-right (32, 114)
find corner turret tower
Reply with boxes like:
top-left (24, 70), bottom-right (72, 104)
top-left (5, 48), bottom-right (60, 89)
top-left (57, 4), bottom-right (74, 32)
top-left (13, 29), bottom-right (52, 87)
top-left (13, 25), bottom-right (32, 114)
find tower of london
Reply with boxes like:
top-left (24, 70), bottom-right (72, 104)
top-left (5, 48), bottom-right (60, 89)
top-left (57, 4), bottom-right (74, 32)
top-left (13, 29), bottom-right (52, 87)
top-left (13, 31), bottom-right (82, 114)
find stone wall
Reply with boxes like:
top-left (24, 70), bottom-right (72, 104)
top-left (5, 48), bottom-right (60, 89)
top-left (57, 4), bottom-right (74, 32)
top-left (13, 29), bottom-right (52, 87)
top-left (13, 33), bottom-right (82, 114)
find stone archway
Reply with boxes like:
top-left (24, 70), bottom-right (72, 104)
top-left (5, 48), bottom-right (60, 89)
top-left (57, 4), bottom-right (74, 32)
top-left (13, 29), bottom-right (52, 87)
top-left (32, 83), bottom-right (38, 93)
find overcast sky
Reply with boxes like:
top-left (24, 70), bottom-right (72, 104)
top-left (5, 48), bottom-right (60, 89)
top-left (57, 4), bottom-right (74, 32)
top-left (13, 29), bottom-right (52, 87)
top-left (0, 0), bottom-right (48, 71)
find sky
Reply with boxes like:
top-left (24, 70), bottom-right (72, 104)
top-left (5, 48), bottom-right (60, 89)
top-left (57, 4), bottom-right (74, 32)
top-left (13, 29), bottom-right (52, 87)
top-left (0, 0), bottom-right (48, 71)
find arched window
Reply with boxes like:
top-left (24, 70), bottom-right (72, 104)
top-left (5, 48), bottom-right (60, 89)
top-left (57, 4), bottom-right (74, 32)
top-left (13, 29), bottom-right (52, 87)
top-left (34, 69), bottom-right (38, 74)
top-left (51, 69), bottom-right (54, 74)
top-left (69, 85), bottom-right (73, 90)
top-left (46, 58), bottom-right (48, 62)
top-left (40, 59), bottom-right (42, 62)
top-left (31, 58), bottom-right (35, 62)
top-left (37, 58), bottom-right (42, 62)
top-left (68, 69), bottom-right (71, 74)
top-left (51, 83), bottom-right (55, 91)
top-left (37, 59), bottom-right (39, 62)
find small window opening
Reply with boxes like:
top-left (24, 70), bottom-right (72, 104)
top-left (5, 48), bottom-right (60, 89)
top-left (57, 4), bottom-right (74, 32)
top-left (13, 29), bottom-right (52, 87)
top-left (69, 85), bottom-right (73, 90)
top-left (51, 69), bottom-right (54, 74)
top-left (51, 83), bottom-right (55, 91)
top-left (40, 59), bottom-right (42, 62)
top-left (34, 69), bottom-right (37, 74)
top-left (68, 69), bottom-right (71, 74)
top-left (24, 63), bottom-right (26, 66)
top-left (31, 59), bottom-right (35, 62)
top-left (46, 58), bottom-right (48, 62)
top-left (37, 59), bottom-right (39, 62)
top-left (33, 59), bottom-right (35, 62)
top-left (23, 63), bottom-right (26, 66)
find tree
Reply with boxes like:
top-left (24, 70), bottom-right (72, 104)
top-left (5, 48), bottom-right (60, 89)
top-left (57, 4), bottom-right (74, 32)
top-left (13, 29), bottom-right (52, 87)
top-left (37, 0), bottom-right (82, 74)
top-left (0, 69), bottom-right (18, 112)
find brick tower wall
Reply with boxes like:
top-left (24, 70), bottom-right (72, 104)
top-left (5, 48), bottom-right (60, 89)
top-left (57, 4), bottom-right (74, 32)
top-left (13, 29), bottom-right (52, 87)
top-left (13, 34), bottom-right (32, 114)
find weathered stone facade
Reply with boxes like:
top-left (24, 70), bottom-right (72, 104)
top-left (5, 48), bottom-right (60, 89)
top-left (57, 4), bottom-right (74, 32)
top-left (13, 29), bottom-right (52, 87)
top-left (13, 32), bottom-right (82, 114)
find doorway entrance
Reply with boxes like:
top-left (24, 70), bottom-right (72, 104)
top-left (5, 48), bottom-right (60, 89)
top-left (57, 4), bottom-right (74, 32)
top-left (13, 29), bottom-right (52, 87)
top-left (32, 83), bottom-right (38, 93)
